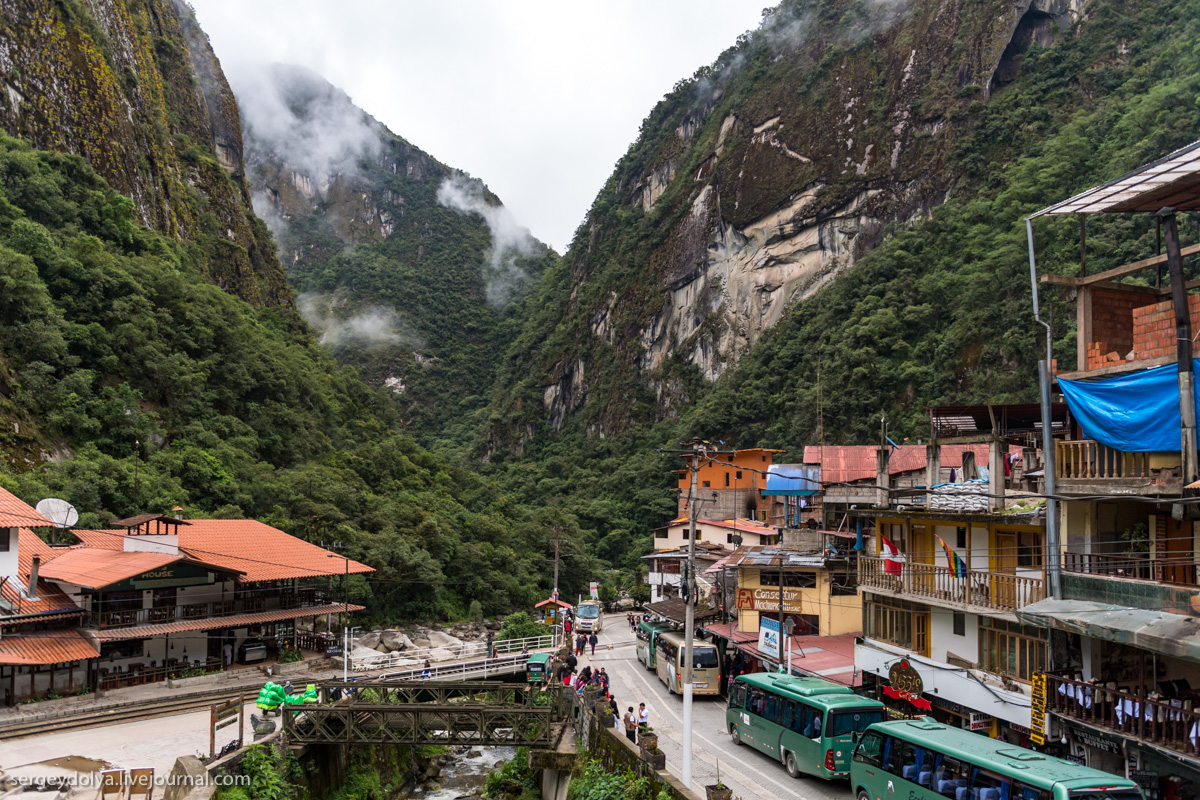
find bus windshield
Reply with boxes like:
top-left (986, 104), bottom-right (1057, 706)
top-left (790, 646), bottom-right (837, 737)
top-left (692, 648), bottom-right (719, 669)
top-left (828, 708), bottom-right (885, 736)
top-left (577, 605), bottom-right (600, 619)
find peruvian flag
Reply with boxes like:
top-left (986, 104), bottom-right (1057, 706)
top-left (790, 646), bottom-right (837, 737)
top-left (881, 533), bottom-right (906, 575)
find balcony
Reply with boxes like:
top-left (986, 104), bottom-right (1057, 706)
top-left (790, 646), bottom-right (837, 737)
top-left (859, 556), bottom-right (1044, 614)
top-left (1064, 551), bottom-right (1198, 587)
top-left (88, 588), bottom-right (324, 629)
top-left (1045, 672), bottom-right (1200, 760)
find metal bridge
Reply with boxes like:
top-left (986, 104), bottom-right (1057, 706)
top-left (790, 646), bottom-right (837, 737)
top-left (282, 681), bottom-right (567, 746)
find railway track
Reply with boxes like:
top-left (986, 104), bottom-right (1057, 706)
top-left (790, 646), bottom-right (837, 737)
top-left (0, 687), bottom-right (253, 742)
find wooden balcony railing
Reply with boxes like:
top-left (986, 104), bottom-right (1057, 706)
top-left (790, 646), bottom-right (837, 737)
top-left (1056, 440), bottom-right (1151, 480)
top-left (97, 657), bottom-right (223, 690)
top-left (1046, 673), bottom-right (1200, 758)
top-left (859, 556), bottom-right (1045, 612)
top-left (1063, 551), bottom-right (1198, 586)
top-left (90, 588), bottom-right (324, 629)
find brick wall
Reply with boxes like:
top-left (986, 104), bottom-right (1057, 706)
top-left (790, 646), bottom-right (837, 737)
top-left (1088, 286), bottom-right (1150, 369)
top-left (1129, 294), bottom-right (1200, 362)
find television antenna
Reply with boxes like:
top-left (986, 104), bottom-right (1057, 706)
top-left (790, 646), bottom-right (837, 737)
top-left (36, 498), bottom-right (79, 529)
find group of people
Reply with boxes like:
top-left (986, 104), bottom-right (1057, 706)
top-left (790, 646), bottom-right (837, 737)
top-left (573, 632), bottom-right (599, 656)
top-left (619, 702), bottom-right (650, 744)
top-left (625, 611), bottom-right (650, 631)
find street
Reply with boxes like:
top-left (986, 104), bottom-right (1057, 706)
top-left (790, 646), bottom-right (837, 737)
top-left (582, 615), bottom-right (846, 800)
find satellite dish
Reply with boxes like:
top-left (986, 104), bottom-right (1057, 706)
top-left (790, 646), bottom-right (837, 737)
top-left (36, 498), bottom-right (79, 529)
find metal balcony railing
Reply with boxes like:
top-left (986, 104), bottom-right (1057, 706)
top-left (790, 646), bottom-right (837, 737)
top-left (1056, 440), bottom-right (1151, 480)
top-left (859, 556), bottom-right (1045, 612)
top-left (1063, 551), bottom-right (1198, 586)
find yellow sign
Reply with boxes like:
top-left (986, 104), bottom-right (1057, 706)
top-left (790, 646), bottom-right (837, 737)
top-left (1029, 672), bottom-right (1047, 746)
top-left (736, 587), bottom-right (808, 613)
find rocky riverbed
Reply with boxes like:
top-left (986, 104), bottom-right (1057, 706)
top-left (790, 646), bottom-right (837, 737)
top-left (407, 745), bottom-right (516, 800)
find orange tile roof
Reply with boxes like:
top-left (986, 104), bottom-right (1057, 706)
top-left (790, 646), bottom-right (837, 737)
top-left (94, 603), bottom-right (365, 641)
top-left (0, 487), bottom-right (53, 528)
top-left (69, 520), bottom-right (373, 583)
top-left (38, 549), bottom-right (185, 589)
top-left (0, 530), bottom-right (80, 619)
top-left (0, 629), bottom-right (99, 665)
top-left (176, 519), bottom-right (373, 582)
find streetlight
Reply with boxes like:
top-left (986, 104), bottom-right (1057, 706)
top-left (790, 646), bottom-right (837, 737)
top-left (782, 617), bottom-right (795, 676)
top-left (327, 553), bottom-right (350, 680)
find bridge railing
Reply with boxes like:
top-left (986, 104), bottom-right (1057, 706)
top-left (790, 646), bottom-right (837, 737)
top-left (374, 653), bottom-right (530, 682)
top-left (350, 632), bottom-right (560, 672)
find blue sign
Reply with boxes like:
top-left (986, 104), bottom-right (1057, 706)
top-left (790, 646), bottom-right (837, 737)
top-left (758, 617), bottom-right (781, 659)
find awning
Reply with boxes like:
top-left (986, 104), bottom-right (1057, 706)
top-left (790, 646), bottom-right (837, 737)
top-left (0, 630), bottom-right (99, 665)
top-left (644, 598), bottom-right (721, 624)
top-left (1017, 598), bottom-right (1200, 661)
top-left (93, 603), bottom-right (364, 641)
top-left (763, 465), bottom-right (821, 496)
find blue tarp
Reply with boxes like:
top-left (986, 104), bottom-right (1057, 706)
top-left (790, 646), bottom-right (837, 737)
top-left (763, 464), bottom-right (821, 496)
top-left (1058, 360), bottom-right (1200, 452)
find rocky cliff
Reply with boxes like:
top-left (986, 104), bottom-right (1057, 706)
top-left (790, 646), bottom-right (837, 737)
top-left (488, 0), bottom-right (1091, 450)
top-left (233, 64), bottom-right (557, 437)
top-left (0, 0), bottom-right (288, 306)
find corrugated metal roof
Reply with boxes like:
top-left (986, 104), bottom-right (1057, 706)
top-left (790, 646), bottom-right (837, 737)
top-left (0, 487), bottom-right (53, 528)
top-left (0, 630), bottom-right (99, 665)
top-left (1017, 598), bottom-right (1200, 661)
top-left (94, 603), bottom-right (365, 641)
top-left (728, 545), bottom-right (827, 569)
top-left (802, 444), bottom-right (1022, 483)
top-left (644, 598), bottom-right (720, 624)
top-left (1031, 138), bottom-right (1200, 217)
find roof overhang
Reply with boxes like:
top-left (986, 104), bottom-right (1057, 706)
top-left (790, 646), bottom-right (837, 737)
top-left (1017, 597), bottom-right (1200, 661)
top-left (1030, 138), bottom-right (1200, 217)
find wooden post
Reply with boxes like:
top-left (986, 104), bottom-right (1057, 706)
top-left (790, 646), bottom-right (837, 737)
top-left (1161, 209), bottom-right (1198, 484)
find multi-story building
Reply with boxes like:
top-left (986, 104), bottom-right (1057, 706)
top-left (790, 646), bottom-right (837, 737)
top-left (675, 448), bottom-right (785, 521)
top-left (642, 541), bottom-right (730, 604)
top-left (650, 516), bottom-right (779, 550)
top-left (1019, 139), bottom-right (1200, 798)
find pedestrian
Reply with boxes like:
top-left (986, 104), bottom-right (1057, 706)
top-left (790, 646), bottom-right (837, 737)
top-left (609, 697), bottom-right (619, 727)
top-left (623, 707), bottom-right (637, 743)
top-left (521, 642), bottom-right (529, 656)
top-left (637, 702), bottom-right (649, 736)
top-left (565, 652), bottom-right (577, 673)
top-left (422, 659), bottom-right (431, 679)
top-left (589, 632), bottom-right (598, 655)
top-left (580, 665), bottom-right (592, 684)
top-left (599, 668), bottom-right (609, 693)
top-left (223, 641), bottom-right (233, 668)
top-left (576, 634), bottom-right (586, 657)
top-left (564, 617), bottom-right (571, 637)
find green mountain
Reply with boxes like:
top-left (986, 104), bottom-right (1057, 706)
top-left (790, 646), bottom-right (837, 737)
top-left (0, 1), bottom-right (592, 620)
top-left (232, 64), bottom-right (557, 447)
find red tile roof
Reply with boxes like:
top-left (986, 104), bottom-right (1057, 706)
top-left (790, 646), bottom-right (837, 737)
top-left (38, 549), bottom-right (185, 589)
top-left (802, 444), bottom-right (1022, 483)
top-left (71, 520), bottom-right (373, 583)
top-left (0, 530), bottom-right (80, 618)
top-left (94, 603), bottom-right (365, 641)
top-left (0, 487), bottom-right (53, 528)
top-left (0, 629), bottom-right (99, 665)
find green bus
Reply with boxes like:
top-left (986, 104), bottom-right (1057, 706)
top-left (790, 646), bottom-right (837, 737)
top-left (525, 652), bottom-right (551, 684)
top-left (851, 719), bottom-right (1143, 800)
top-left (635, 620), bottom-right (673, 670)
top-left (726, 673), bottom-right (885, 780)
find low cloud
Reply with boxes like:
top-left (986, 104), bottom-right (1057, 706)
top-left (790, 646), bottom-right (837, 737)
top-left (436, 175), bottom-right (539, 307)
top-left (298, 293), bottom-right (424, 350)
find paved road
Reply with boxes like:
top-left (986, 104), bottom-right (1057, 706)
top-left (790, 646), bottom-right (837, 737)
top-left (582, 616), bottom-right (846, 800)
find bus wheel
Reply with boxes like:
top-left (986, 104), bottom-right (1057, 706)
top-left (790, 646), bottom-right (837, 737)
top-left (856, 791), bottom-right (869, 800)
top-left (730, 726), bottom-right (741, 746)
top-left (785, 752), bottom-right (800, 778)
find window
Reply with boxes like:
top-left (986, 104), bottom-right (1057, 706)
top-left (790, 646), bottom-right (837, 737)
top-left (693, 648), bottom-right (719, 669)
top-left (794, 703), bottom-right (823, 738)
top-left (702, 480), bottom-right (711, 488)
top-left (953, 612), bottom-right (966, 636)
top-left (736, 471), bottom-right (743, 480)
top-left (1018, 530), bottom-right (1043, 568)
top-left (956, 527), bottom-right (967, 549)
top-left (1012, 782), bottom-right (1050, 800)
top-left (933, 754), bottom-right (967, 797)
top-left (655, 529), bottom-right (668, 539)
top-left (829, 708), bottom-right (885, 736)
top-left (725, 472), bottom-right (730, 487)
top-left (867, 598), bottom-right (930, 655)
top-left (760, 571), bottom-right (817, 587)
top-left (853, 732), bottom-right (884, 767)
top-left (0, 529), bottom-right (9, 552)
top-left (831, 572), bottom-right (858, 596)
top-left (729, 683), bottom-right (746, 708)
top-left (978, 618), bottom-right (1046, 682)
top-left (727, 533), bottom-right (736, 544)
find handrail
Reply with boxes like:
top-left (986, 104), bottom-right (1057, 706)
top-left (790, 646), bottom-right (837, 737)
top-left (1045, 673), bottom-right (1200, 757)
top-left (1055, 440), bottom-right (1151, 480)
top-left (88, 589), bottom-right (330, 629)
top-left (1063, 551), bottom-right (1198, 585)
top-left (859, 555), bottom-right (1044, 612)
top-left (351, 633), bottom-right (559, 672)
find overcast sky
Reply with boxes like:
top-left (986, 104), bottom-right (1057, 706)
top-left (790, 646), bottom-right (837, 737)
top-left (188, 1), bottom-right (766, 253)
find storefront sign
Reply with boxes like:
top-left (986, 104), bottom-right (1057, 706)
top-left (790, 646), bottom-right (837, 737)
top-left (736, 587), bottom-right (807, 613)
top-left (114, 563), bottom-right (211, 590)
top-left (969, 712), bottom-right (993, 731)
top-left (1129, 770), bottom-right (1158, 791)
top-left (758, 616), bottom-right (780, 659)
top-left (883, 659), bottom-right (932, 711)
top-left (1029, 671), bottom-right (1047, 745)
top-left (589, 581), bottom-right (599, 600)
top-left (1071, 728), bottom-right (1122, 754)
top-left (1063, 754), bottom-right (1085, 765)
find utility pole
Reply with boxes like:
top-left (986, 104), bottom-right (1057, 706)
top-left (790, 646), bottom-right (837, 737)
top-left (682, 440), bottom-right (703, 789)
top-left (551, 525), bottom-right (562, 600)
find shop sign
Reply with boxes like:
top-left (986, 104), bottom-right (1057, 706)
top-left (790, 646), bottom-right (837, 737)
top-left (115, 562), bottom-right (211, 590)
top-left (1071, 728), bottom-right (1122, 754)
top-left (1029, 671), bottom-right (1047, 745)
top-left (758, 616), bottom-right (780, 659)
top-left (969, 712), bottom-right (993, 731)
top-left (883, 659), bottom-right (932, 711)
top-left (736, 587), bottom-right (807, 613)
top-left (1129, 770), bottom-right (1158, 791)
top-left (589, 582), bottom-right (599, 600)
top-left (930, 696), bottom-right (965, 715)
top-left (1063, 754), bottom-right (1085, 765)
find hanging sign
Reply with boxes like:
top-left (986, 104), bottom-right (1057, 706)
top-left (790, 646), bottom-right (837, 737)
top-left (1029, 671), bottom-right (1047, 745)
top-left (969, 712), bottom-right (993, 731)
top-left (883, 659), bottom-right (932, 710)
top-left (758, 616), bottom-right (780, 659)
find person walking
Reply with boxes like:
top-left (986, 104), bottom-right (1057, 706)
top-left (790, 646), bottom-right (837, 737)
top-left (576, 634), bottom-right (586, 657)
top-left (609, 697), bottom-right (620, 728)
top-left (588, 632), bottom-right (598, 656)
top-left (623, 707), bottom-right (637, 743)
top-left (598, 668), bottom-right (609, 693)
top-left (422, 659), bottom-right (431, 679)
top-left (222, 641), bottom-right (233, 668)
top-left (564, 616), bottom-right (572, 637)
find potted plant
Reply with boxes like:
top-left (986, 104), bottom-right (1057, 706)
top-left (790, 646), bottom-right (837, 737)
top-left (706, 783), bottom-right (732, 800)
top-left (639, 726), bottom-right (664, 768)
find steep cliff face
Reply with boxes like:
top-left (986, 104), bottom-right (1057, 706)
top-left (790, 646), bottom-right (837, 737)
top-left (0, 0), bottom-right (288, 306)
top-left (490, 0), bottom-right (1089, 450)
top-left (235, 64), bottom-right (557, 437)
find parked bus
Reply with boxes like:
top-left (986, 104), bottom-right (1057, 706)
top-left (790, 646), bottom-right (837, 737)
top-left (576, 601), bottom-right (603, 633)
top-left (851, 719), bottom-right (1143, 800)
top-left (636, 620), bottom-right (674, 670)
top-left (655, 631), bottom-right (721, 696)
top-left (726, 673), bottom-right (885, 780)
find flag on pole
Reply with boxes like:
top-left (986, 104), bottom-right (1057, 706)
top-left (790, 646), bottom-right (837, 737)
top-left (936, 535), bottom-right (968, 578)
top-left (880, 533), bottom-right (906, 575)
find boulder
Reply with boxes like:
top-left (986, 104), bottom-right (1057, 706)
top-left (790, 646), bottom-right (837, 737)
top-left (351, 645), bottom-right (386, 662)
top-left (425, 631), bottom-right (463, 649)
top-left (374, 643), bottom-right (391, 653)
top-left (380, 630), bottom-right (414, 652)
top-left (427, 647), bottom-right (456, 661)
top-left (357, 631), bottom-right (382, 650)
top-left (412, 637), bottom-right (432, 649)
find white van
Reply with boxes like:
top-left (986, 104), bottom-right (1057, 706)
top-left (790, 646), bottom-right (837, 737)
top-left (575, 602), bottom-right (603, 633)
